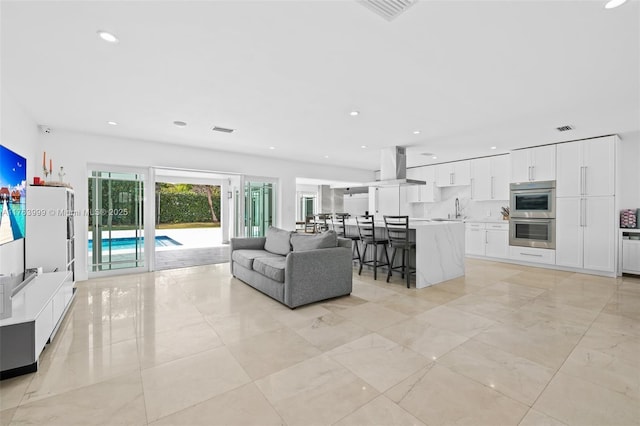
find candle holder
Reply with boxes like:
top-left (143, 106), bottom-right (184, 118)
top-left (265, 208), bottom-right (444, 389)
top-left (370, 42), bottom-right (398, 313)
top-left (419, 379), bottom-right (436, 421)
top-left (43, 166), bottom-right (50, 180)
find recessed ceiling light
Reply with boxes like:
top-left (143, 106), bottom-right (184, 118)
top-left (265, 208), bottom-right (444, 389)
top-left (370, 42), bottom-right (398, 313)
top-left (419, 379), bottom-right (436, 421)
top-left (107, 121), bottom-right (118, 126)
top-left (413, 130), bottom-right (421, 135)
top-left (604, 0), bottom-right (628, 9)
top-left (173, 120), bottom-right (187, 127)
top-left (97, 30), bottom-right (119, 43)
top-left (324, 155), bottom-right (330, 159)
top-left (490, 146), bottom-right (497, 150)
top-left (349, 111), bottom-right (360, 116)
top-left (361, 145), bottom-right (367, 149)
top-left (269, 146), bottom-right (275, 150)
top-left (432, 156), bottom-right (437, 160)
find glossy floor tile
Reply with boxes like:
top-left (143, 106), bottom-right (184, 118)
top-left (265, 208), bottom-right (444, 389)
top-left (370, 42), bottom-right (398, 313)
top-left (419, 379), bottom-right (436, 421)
top-left (1, 259), bottom-right (638, 425)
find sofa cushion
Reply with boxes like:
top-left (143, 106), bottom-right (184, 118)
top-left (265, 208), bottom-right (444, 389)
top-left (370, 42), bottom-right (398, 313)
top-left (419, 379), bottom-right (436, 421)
top-left (264, 226), bottom-right (293, 256)
top-left (291, 230), bottom-right (338, 252)
top-left (232, 249), bottom-right (280, 270)
top-left (253, 256), bottom-right (286, 283)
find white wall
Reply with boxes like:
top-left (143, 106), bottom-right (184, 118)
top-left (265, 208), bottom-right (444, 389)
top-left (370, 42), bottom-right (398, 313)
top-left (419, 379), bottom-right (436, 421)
top-left (619, 132), bottom-right (640, 209)
top-left (35, 129), bottom-right (372, 281)
top-left (0, 88), bottom-right (39, 276)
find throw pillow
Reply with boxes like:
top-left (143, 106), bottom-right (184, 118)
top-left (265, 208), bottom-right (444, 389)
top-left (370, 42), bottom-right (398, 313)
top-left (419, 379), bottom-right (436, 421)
top-left (291, 230), bottom-right (338, 251)
top-left (264, 226), bottom-right (293, 255)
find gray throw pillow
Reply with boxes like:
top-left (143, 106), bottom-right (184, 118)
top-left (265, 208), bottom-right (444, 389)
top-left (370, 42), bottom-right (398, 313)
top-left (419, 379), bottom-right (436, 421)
top-left (291, 230), bottom-right (338, 251)
top-left (264, 226), bottom-right (293, 255)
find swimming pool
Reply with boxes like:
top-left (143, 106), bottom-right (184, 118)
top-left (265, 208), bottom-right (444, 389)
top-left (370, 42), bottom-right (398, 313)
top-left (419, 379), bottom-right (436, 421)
top-left (88, 236), bottom-right (182, 250)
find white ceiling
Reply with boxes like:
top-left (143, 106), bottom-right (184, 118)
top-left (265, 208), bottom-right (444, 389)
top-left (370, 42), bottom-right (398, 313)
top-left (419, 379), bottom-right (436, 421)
top-left (2, 0), bottom-right (639, 171)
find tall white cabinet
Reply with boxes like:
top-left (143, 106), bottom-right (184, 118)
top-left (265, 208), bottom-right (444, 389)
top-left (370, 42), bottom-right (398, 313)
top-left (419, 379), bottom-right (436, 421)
top-left (26, 186), bottom-right (75, 277)
top-left (555, 136), bottom-right (617, 273)
top-left (556, 136), bottom-right (615, 197)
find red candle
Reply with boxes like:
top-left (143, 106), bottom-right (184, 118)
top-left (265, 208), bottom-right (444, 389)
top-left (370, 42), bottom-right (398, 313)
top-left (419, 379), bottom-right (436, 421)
top-left (43, 151), bottom-right (46, 169)
top-left (49, 159), bottom-right (52, 174)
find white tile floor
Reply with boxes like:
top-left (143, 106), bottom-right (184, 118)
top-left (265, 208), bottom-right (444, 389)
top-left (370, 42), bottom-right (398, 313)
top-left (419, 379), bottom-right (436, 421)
top-left (1, 259), bottom-right (639, 426)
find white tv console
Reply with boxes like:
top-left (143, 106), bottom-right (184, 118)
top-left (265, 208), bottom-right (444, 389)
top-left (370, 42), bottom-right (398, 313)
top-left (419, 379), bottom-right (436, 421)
top-left (0, 271), bottom-right (74, 379)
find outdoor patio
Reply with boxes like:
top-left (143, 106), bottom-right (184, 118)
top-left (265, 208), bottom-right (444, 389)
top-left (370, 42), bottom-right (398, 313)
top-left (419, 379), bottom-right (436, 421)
top-left (88, 227), bottom-right (229, 271)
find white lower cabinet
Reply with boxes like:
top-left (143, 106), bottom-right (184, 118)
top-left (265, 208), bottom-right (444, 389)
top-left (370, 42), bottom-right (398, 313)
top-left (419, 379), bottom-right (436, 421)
top-left (466, 224), bottom-right (486, 256)
top-left (486, 225), bottom-right (509, 258)
top-left (509, 246), bottom-right (556, 264)
top-left (622, 236), bottom-right (640, 274)
top-left (465, 222), bottom-right (509, 258)
top-left (556, 196), bottom-right (615, 272)
top-left (1, 272), bottom-right (74, 377)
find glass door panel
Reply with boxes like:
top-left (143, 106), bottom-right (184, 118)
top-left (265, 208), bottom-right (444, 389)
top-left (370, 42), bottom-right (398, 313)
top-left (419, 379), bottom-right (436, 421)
top-left (88, 170), bottom-right (145, 272)
top-left (244, 181), bottom-right (275, 237)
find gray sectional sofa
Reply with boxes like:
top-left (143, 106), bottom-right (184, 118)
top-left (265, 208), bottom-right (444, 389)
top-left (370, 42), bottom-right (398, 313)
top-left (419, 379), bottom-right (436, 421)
top-left (230, 227), bottom-right (353, 308)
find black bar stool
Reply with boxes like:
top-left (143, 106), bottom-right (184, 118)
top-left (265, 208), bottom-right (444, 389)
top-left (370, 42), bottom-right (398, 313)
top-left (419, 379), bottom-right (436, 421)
top-left (332, 213), bottom-right (361, 263)
top-left (356, 214), bottom-right (390, 280)
top-left (383, 215), bottom-right (416, 288)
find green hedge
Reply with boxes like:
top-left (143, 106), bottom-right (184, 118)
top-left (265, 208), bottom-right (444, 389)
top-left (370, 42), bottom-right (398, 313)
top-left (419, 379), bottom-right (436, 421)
top-left (156, 192), bottom-right (220, 224)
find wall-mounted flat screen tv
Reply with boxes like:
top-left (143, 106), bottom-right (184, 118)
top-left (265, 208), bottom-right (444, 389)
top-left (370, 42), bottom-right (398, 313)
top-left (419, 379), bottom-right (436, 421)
top-left (0, 145), bottom-right (27, 245)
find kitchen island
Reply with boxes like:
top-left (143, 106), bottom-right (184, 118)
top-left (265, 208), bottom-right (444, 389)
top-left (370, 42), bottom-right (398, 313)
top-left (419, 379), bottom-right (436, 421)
top-left (343, 219), bottom-right (465, 288)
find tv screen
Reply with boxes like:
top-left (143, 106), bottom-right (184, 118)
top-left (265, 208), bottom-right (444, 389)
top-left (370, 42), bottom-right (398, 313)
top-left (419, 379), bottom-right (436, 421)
top-left (0, 145), bottom-right (26, 245)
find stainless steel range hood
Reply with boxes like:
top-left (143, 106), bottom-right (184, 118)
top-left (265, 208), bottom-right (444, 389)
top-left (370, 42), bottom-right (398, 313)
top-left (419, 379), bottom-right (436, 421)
top-left (366, 146), bottom-right (425, 187)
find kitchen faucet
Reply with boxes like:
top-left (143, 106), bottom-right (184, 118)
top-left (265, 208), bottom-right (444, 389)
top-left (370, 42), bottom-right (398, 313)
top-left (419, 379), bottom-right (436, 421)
top-left (455, 198), bottom-right (461, 219)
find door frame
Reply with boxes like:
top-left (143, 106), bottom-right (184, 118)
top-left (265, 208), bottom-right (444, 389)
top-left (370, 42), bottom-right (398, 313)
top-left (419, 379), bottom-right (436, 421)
top-left (239, 175), bottom-right (278, 237)
top-left (86, 163), bottom-right (151, 278)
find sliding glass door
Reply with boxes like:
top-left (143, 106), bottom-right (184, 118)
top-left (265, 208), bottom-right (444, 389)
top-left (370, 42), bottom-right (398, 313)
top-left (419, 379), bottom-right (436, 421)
top-left (243, 181), bottom-right (275, 237)
top-left (88, 170), bottom-right (145, 272)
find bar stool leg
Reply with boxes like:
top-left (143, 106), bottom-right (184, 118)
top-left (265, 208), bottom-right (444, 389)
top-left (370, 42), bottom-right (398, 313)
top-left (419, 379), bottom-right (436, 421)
top-left (373, 244), bottom-right (378, 280)
top-left (407, 253), bottom-right (411, 288)
top-left (387, 247), bottom-right (397, 283)
top-left (352, 240), bottom-right (361, 263)
top-left (359, 244), bottom-right (367, 275)
top-left (383, 246), bottom-right (391, 281)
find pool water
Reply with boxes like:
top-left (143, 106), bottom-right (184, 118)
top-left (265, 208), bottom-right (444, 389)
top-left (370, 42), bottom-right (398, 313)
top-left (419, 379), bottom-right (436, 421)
top-left (88, 236), bottom-right (182, 250)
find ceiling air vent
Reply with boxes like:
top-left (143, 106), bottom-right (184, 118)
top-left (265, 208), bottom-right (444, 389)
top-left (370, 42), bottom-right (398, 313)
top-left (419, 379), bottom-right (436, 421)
top-left (358, 0), bottom-right (418, 21)
top-left (212, 126), bottom-right (235, 134)
top-left (556, 125), bottom-right (574, 132)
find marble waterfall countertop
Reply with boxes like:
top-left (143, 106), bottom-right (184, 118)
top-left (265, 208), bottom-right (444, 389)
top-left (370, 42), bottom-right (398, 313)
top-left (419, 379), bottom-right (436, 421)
top-left (343, 219), bottom-right (465, 288)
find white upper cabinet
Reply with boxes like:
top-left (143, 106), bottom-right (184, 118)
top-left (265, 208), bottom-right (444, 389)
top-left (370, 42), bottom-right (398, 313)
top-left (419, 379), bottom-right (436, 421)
top-left (470, 157), bottom-right (491, 200)
top-left (510, 145), bottom-right (556, 183)
top-left (406, 166), bottom-right (440, 203)
top-left (436, 160), bottom-right (471, 187)
top-left (470, 155), bottom-right (510, 200)
top-left (556, 136), bottom-right (615, 197)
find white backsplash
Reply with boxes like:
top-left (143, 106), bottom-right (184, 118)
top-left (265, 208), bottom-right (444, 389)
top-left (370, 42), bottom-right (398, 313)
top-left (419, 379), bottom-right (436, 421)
top-left (409, 186), bottom-right (508, 220)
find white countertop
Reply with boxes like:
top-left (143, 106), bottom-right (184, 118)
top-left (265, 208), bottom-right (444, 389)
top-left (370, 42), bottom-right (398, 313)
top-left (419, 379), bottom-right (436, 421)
top-left (464, 218), bottom-right (510, 224)
top-left (344, 218), bottom-right (464, 230)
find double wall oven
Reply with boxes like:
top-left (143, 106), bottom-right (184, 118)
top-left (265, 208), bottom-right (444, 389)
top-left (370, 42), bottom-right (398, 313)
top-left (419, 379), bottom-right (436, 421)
top-left (509, 181), bottom-right (556, 249)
